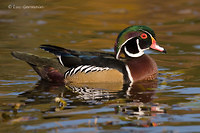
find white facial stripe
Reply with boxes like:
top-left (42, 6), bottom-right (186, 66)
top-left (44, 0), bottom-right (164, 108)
top-left (140, 29), bottom-right (153, 38)
top-left (125, 65), bottom-right (134, 83)
top-left (137, 38), bottom-right (150, 52)
top-left (116, 37), bottom-right (134, 59)
top-left (117, 29), bottom-right (154, 59)
top-left (140, 29), bottom-right (166, 52)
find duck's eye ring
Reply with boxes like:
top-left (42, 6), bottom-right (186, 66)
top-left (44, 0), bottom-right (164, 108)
top-left (140, 33), bottom-right (147, 39)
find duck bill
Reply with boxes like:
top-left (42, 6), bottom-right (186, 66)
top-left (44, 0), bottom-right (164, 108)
top-left (150, 37), bottom-right (166, 53)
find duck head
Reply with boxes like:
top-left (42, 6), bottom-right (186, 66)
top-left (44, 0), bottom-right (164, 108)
top-left (115, 25), bottom-right (166, 59)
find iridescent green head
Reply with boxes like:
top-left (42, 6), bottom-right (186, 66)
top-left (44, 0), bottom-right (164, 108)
top-left (114, 25), bottom-right (166, 59)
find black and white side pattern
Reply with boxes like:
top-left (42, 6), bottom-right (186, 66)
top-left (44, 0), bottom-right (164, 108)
top-left (64, 65), bottom-right (111, 77)
top-left (68, 86), bottom-right (112, 100)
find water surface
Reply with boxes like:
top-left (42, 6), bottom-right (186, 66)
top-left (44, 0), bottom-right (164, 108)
top-left (1, 0), bottom-right (200, 132)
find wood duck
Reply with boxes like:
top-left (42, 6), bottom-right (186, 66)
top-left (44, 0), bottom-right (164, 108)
top-left (11, 25), bottom-right (166, 84)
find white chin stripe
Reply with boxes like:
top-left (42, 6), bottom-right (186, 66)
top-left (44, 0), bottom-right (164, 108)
top-left (124, 46), bottom-right (144, 58)
top-left (117, 37), bottom-right (150, 59)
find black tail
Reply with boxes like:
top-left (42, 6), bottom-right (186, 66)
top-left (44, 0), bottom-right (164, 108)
top-left (40, 44), bottom-right (79, 56)
top-left (40, 44), bottom-right (115, 57)
top-left (11, 51), bottom-right (55, 66)
top-left (11, 51), bottom-right (66, 83)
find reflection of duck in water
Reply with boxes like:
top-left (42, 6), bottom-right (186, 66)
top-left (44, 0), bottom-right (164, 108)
top-left (11, 26), bottom-right (166, 84)
top-left (20, 80), bottom-right (157, 105)
top-left (126, 80), bottom-right (158, 103)
top-left (19, 80), bottom-right (164, 127)
top-left (67, 80), bottom-right (157, 102)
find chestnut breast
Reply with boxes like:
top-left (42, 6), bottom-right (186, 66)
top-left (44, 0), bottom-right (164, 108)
top-left (126, 54), bottom-right (158, 82)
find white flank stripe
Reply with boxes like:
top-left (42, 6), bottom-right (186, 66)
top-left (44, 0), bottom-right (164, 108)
top-left (65, 71), bottom-right (70, 78)
top-left (140, 29), bottom-right (153, 38)
top-left (125, 65), bottom-right (134, 83)
top-left (99, 67), bottom-right (104, 71)
top-left (65, 65), bottom-right (112, 78)
top-left (84, 66), bottom-right (95, 73)
top-left (104, 67), bottom-right (110, 70)
top-left (73, 65), bottom-right (83, 73)
top-left (69, 68), bottom-right (75, 76)
top-left (91, 67), bottom-right (99, 71)
top-left (80, 65), bottom-right (90, 72)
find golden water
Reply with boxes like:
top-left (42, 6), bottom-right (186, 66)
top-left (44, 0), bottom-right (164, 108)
top-left (0, 0), bottom-right (200, 132)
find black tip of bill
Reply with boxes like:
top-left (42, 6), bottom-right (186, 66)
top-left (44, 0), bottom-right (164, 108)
top-left (163, 49), bottom-right (167, 54)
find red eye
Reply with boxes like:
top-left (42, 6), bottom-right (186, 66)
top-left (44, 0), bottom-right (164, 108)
top-left (140, 33), bottom-right (147, 39)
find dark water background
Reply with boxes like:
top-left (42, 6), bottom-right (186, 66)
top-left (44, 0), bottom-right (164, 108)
top-left (1, 0), bottom-right (200, 132)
